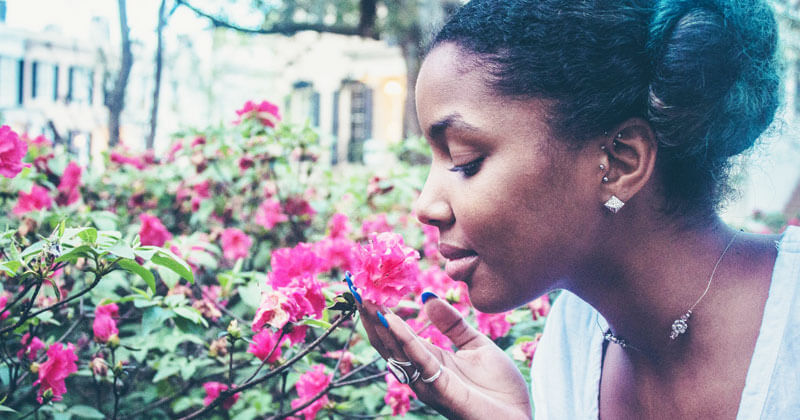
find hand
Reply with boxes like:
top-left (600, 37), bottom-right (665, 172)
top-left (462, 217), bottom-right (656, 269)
top-left (359, 296), bottom-right (532, 420)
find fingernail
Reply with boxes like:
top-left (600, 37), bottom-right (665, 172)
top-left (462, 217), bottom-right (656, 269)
top-left (421, 291), bottom-right (438, 304)
top-left (376, 312), bottom-right (389, 328)
top-left (345, 272), bottom-right (362, 304)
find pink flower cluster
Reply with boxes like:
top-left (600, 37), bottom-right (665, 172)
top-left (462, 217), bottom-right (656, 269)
top-left (13, 185), bottom-right (52, 215)
top-left (56, 162), bottom-right (82, 206)
top-left (247, 329), bottom-right (283, 363)
top-left (255, 198), bottom-right (288, 230)
top-left (234, 100), bottom-right (281, 127)
top-left (0, 294), bottom-right (9, 320)
top-left (203, 381), bottom-right (240, 409)
top-left (139, 213), bottom-right (172, 247)
top-left (290, 364), bottom-right (332, 420)
top-left (34, 342), bottom-right (78, 403)
top-left (384, 372), bottom-right (417, 417)
top-left (528, 294), bottom-right (551, 320)
top-left (110, 150), bottom-right (153, 170)
top-left (93, 303), bottom-right (119, 343)
top-left (17, 333), bottom-right (45, 361)
top-left (0, 125), bottom-right (30, 178)
top-left (475, 311), bottom-right (513, 340)
top-left (220, 228), bottom-right (252, 262)
top-left (351, 232), bottom-right (420, 307)
top-left (252, 243), bottom-right (326, 344)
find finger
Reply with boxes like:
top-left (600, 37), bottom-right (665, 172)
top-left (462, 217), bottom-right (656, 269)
top-left (383, 312), bottom-right (461, 411)
top-left (358, 301), bottom-right (394, 358)
top-left (424, 297), bottom-right (492, 350)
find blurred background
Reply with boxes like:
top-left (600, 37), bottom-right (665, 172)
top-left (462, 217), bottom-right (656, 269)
top-left (0, 0), bottom-right (798, 224)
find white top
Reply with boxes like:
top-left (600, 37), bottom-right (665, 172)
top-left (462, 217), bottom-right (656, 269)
top-left (531, 226), bottom-right (800, 419)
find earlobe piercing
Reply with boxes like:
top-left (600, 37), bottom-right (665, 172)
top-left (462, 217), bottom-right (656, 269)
top-left (604, 195), bottom-right (625, 213)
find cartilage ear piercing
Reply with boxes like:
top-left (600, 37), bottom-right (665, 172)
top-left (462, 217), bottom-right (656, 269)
top-left (616, 133), bottom-right (623, 139)
top-left (602, 176), bottom-right (609, 183)
top-left (599, 164), bottom-right (605, 170)
top-left (600, 145), bottom-right (606, 151)
top-left (604, 195), bottom-right (625, 213)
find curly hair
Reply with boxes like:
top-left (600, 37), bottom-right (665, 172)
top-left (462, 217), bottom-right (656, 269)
top-left (430, 0), bottom-right (781, 216)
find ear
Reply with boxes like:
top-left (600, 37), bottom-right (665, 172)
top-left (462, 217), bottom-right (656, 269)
top-left (599, 118), bottom-right (657, 205)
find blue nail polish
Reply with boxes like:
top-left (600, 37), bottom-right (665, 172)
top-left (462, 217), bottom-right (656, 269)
top-left (377, 312), bottom-right (389, 328)
top-left (421, 291), bottom-right (439, 304)
top-left (345, 272), bottom-right (362, 304)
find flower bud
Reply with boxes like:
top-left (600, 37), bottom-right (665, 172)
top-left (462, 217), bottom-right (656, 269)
top-left (30, 362), bottom-right (40, 374)
top-left (113, 361), bottom-right (124, 376)
top-left (108, 334), bottom-right (120, 348)
top-left (227, 320), bottom-right (242, 340)
top-left (209, 337), bottom-right (228, 358)
top-left (42, 388), bottom-right (54, 402)
top-left (90, 357), bottom-right (108, 377)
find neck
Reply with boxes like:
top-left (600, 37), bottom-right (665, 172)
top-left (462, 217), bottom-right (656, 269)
top-left (571, 216), bottom-right (739, 361)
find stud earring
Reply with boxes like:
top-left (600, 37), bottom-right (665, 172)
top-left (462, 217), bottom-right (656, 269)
top-left (600, 145), bottom-right (606, 151)
top-left (604, 195), bottom-right (625, 213)
top-left (602, 176), bottom-right (609, 183)
top-left (599, 164), bottom-right (605, 170)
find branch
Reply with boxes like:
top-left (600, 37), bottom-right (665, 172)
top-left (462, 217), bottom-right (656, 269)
top-left (176, 310), bottom-right (355, 420)
top-left (174, 0), bottom-right (361, 36)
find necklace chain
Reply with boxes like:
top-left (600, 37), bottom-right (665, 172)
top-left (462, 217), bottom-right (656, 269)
top-left (601, 230), bottom-right (741, 350)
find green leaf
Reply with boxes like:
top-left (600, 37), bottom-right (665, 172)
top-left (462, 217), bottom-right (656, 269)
top-left (117, 258), bottom-right (156, 293)
top-left (0, 405), bottom-right (18, 414)
top-left (134, 246), bottom-right (158, 262)
top-left (141, 306), bottom-right (173, 335)
top-left (301, 318), bottom-right (332, 329)
top-left (0, 261), bottom-right (21, 276)
top-left (108, 242), bottom-right (135, 260)
top-left (21, 240), bottom-right (45, 258)
top-left (54, 245), bottom-right (94, 264)
top-left (151, 363), bottom-right (181, 383)
top-left (173, 306), bottom-right (207, 327)
top-left (77, 228), bottom-right (98, 245)
top-left (68, 405), bottom-right (105, 419)
top-left (152, 251), bottom-right (193, 284)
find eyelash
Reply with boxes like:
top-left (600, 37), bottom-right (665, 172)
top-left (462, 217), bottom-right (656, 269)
top-left (448, 157), bottom-right (485, 177)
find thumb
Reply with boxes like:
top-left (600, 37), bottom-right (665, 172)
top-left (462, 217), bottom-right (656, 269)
top-left (424, 296), bottom-right (491, 350)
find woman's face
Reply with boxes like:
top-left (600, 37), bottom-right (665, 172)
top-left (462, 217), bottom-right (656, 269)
top-left (414, 44), bottom-right (602, 312)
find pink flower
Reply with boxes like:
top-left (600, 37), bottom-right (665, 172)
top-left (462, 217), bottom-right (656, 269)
top-left (56, 162), bottom-right (82, 206)
top-left (255, 199), bottom-right (288, 229)
top-left (234, 100), bottom-right (281, 127)
top-left (93, 303), bottom-right (119, 343)
top-left (351, 232), bottom-right (420, 307)
top-left (788, 217), bottom-right (800, 227)
top-left (528, 294), bottom-right (551, 320)
top-left (13, 185), bottom-right (52, 215)
top-left (203, 381), bottom-right (240, 409)
top-left (252, 289), bottom-right (293, 331)
top-left (248, 329), bottom-right (283, 363)
top-left (325, 350), bottom-right (354, 375)
top-left (313, 237), bottom-right (357, 273)
top-left (327, 213), bottom-right (351, 239)
top-left (191, 136), bottom-right (206, 147)
top-left (421, 224), bottom-right (443, 263)
top-left (110, 151), bottom-right (145, 170)
top-left (291, 364), bottom-right (332, 420)
top-left (27, 134), bottom-right (52, 147)
top-left (0, 293), bottom-right (10, 320)
top-left (475, 311), bottom-right (513, 340)
top-left (360, 213), bottom-right (393, 237)
top-left (384, 373), bottom-right (417, 416)
top-left (0, 125), bottom-right (30, 178)
top-left (407, 317), bottom-right (453, 351)
top-left (238, 155), bottom-right (255, 172)
top-left (284, 195), bottom-right (316, 218)
top-left (33, 342), bottom-right (78, 403)
top-left (139, 213), bottom-right (172, 247)
top-left (17, 333), bottom-right (45, 361)
top-left (221, 228), bottom-right (252, 262)
top-left (269, 243), bottom-right (325, 283)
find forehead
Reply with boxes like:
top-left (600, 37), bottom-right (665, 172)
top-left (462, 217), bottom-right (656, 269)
top-left (416, 43), bottom-right (552, 142)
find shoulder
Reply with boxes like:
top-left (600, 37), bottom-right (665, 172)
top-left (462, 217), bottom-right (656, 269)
top-left (531, 291), bottom-right (604, 420)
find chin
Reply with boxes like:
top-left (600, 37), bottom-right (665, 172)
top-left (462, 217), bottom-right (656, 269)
top-left (466, 286), bottom-right (520, 313)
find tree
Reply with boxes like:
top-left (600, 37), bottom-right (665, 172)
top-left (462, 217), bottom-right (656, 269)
top-left (146, 0), bottom-right (169, 150)
top-left (104, 0), bottom-right (133, 147)
top-left (175, 0), bottom-right (460, 137)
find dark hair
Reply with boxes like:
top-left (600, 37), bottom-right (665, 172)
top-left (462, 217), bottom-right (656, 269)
top-left (430, 0), bottom-right (781, 216)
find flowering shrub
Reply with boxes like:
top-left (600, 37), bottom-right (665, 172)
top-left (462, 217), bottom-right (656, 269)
top-left (0, 103), bottom-right (554, 419)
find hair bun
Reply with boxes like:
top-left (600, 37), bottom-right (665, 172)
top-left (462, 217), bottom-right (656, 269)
top-left (647, 0), bottom-right (780, 163)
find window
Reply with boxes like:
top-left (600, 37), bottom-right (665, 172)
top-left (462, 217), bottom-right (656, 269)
top-left (31, 61), bottom-right (38, 98)
top-left (347, 81), bottom-right (372, 164)
top-left (53, 65), bottom-right (59, 101)
top-left (67, 66), bottom-right (91, 104)
top-left (0, 56), bottom-right (20, 107)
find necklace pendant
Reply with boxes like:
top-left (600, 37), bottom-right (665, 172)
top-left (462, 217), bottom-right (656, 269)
top-left (669, 310), bottom-right (692, 340)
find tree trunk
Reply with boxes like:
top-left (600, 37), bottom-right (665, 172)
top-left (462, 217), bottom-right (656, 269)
top-left (400, 29), bottom-right (423, 138)
top-left (146, 0), bottom-right (167, 150)
top-left (106, 0), bottom-right (133, 148)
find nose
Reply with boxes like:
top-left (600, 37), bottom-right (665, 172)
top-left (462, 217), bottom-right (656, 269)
top-left (414, 167), bottom-right (454, 228)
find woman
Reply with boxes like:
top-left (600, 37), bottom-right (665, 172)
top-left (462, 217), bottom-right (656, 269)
top-left (357, 0), bottom-right (798, 418)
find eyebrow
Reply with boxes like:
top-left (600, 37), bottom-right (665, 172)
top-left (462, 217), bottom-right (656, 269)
top-left (427, 113), bottom-right (481, 143)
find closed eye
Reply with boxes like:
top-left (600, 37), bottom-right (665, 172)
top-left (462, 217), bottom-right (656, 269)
top-left (448, 157), bottom-right (485, 178)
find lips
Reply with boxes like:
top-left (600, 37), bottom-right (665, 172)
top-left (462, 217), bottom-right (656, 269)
top-left (439, 243), bottom-right (479, 282)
